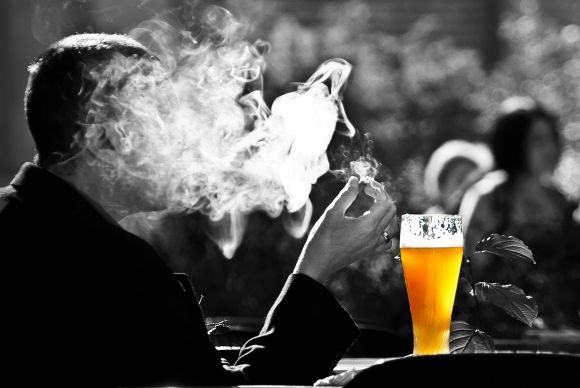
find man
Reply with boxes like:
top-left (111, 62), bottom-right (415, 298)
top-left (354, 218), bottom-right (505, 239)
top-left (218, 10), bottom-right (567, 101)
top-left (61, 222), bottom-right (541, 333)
top-left (1, 34), bottom-right (397, 386)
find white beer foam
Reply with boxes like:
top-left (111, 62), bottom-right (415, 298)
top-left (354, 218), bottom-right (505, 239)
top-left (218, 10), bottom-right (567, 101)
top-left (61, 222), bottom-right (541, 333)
top-left (400, 214), bottom-right (463, 248)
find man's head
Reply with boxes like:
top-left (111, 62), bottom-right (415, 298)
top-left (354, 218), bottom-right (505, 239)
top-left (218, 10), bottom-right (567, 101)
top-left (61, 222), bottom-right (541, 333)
top-left (25, 33), bottom-right (153, 167)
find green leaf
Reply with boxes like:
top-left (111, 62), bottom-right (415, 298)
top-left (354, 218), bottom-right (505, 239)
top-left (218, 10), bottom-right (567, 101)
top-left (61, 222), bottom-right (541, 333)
top-left (474, 282), bottom-right (538, 327)
top-left (474, 234), bottom-right (535, 264)
top-left (450, 321), bottom-right (495, 353)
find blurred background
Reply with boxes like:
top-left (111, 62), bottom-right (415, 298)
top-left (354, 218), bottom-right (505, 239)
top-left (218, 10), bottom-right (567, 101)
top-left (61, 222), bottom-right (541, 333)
top-left (1, 0), bottom-right (579, 341)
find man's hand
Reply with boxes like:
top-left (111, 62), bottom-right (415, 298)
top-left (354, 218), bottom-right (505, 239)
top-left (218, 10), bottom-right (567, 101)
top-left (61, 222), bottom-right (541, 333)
top-left (294, 176), bottom-right (398, 285)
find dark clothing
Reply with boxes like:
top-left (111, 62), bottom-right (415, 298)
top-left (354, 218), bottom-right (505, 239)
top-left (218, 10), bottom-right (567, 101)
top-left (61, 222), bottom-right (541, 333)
top-left (1, 163), bottom-right (358, 386)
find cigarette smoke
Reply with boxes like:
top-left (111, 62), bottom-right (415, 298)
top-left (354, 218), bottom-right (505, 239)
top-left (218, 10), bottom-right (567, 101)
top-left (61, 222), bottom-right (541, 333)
top-left (77, 6), bottom-right (377, 258)
top-left (331, 132), bottom-right (383, 182)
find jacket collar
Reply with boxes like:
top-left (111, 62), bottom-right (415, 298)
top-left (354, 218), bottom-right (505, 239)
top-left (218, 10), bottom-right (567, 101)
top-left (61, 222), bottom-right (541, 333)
top-left (10, 162), bottom-right (120, 228)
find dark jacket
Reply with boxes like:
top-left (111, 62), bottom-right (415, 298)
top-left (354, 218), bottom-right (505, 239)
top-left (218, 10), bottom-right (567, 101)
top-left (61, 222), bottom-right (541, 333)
top-left (1, 163), bottom-right (358, 387)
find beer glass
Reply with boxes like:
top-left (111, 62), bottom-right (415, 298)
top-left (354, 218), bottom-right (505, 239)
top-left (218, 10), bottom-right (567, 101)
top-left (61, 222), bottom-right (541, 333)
top-left (400, 214), bottom-right (463, 355)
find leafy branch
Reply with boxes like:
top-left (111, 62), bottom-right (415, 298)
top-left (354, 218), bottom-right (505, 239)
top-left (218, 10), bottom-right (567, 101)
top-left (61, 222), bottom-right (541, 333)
top-left (465, 256), bottom-right (482, 329)
top-left (450, 234), bottom-right (538, 353)
top-left (474, 282), bottom-right (537, 327)
top-left (450, 321), bottom-right (495, 353)
top-left (474, 233), bottom-right (535, 264)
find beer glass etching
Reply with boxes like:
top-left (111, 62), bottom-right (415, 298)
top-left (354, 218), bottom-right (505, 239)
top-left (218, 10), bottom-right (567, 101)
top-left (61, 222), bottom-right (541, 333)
top-left (400, 214), bottom-right (463, 355)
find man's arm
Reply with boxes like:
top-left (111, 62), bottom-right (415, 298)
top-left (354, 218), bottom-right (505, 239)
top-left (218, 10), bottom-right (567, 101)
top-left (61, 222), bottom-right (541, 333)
top-left (113, 260), bottom-right (356, 386)
top-left (118, 176), bottom-right (395, 385)
top-left (234, 273), bottom-right (359, 384)
top-left (231, 177), bottom-right (396, 384)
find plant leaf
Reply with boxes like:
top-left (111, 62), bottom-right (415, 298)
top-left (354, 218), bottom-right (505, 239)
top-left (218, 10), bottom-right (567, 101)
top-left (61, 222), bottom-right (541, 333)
top-left (474, 282), bottom-right (538, 327)
top-left (474, 234), bottom-right (535, 264)
top-left (450, 321), bottom-right (495, 353)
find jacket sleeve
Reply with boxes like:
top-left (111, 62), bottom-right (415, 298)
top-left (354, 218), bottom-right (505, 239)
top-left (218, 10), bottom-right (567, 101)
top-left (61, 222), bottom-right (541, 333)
top-left (231, 273), bottom-right (359, 385)
top-left (136, 272), bottom-right (359, 386)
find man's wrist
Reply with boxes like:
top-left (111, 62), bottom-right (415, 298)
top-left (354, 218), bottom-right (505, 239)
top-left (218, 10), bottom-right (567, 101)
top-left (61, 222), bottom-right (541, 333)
top-left (293, 258), bottom-right (331, 286)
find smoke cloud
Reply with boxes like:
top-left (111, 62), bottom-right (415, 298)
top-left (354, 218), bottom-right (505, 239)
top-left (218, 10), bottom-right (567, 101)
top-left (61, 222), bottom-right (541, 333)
top-left (77, 6), bottom-right (377, 257)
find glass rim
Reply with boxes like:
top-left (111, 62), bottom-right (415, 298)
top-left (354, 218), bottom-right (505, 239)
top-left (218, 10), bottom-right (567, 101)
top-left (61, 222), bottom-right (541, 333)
top-left (401, 213), bottom-right (462, 220)
top-left (400, 213), bottom-right (463, 248)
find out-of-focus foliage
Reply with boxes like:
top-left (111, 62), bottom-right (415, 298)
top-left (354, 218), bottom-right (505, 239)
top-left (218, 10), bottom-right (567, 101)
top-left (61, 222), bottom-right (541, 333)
top-left (178, 0), bottom-right (579, 334)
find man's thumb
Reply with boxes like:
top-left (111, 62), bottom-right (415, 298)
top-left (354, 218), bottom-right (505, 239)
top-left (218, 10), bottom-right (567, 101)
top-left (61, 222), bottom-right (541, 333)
top-left (332, 176), bottom-right (359, 214)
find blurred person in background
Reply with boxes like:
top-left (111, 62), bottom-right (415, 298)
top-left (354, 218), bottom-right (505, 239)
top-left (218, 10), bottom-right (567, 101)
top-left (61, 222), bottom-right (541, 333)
top-left (0, 34), bottom-right (399, 386)
top-left (460, 96), bottom-right (580, 335)
top-left (423, 139), bottom-right (493, 214)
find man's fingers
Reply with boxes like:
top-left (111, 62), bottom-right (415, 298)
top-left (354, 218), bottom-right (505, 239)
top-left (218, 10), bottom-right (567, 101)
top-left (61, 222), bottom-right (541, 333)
top-left (371, 200), bottom-right (397, 232)
top-left (372, 244), bottom-right (398, 263)
top-left (363, 179), bottom-right (387, 201)
top-left (351, 178), bottom-right (397, 235)
top-left (383, 215), bottom-right (400, 241)
top-left (386, 236), bottom-right (400, 256)
top-left (375, 239), bottom-right (393, 252)
top-left (330, 176), bottom-right (360, 215)
top-left (363, 179), bottom-right (395, 225)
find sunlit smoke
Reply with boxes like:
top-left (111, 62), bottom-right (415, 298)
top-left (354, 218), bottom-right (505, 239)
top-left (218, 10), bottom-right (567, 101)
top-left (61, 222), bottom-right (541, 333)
top-left (204, 209), bottom-right (248, 260)
top-left (351, 159), bottom-right (378, 182)
top-left (78, 6), bottom-right (359, 258)
top-left (281, 199), bottom-right (313, 239)
top-left (331, 131), bottom-right (382, 183)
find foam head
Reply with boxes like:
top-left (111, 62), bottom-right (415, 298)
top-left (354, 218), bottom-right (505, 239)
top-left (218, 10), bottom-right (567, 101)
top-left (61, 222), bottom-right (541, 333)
top-left (400, 214), bottom-right (463, 248)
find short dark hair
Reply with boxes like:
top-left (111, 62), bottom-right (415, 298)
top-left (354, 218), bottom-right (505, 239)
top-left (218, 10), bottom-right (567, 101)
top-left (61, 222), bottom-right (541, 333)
top-left (25, 33), bottom-right (153, 165)
top-left (490, 97), bottom-right (560, 175)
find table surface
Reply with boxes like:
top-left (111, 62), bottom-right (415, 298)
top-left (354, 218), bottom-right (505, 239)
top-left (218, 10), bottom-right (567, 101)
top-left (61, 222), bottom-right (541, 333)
top-left (132, 352), bottom-right (580, 388)
top-left (333, 357), bottom-right (390, 373)
top-left (135, 331), bottom-right (580, 388)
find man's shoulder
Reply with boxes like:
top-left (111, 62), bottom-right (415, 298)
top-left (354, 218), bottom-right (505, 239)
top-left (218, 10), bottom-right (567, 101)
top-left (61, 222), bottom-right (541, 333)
top-left (0, 184), bottom-right (17, 198)
top-left (0, 185), bottom-right (23, 215)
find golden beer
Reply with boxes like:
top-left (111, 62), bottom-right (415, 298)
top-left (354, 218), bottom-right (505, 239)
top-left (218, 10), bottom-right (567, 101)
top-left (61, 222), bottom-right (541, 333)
top-left (400, 215), bottom-right (463, 355)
